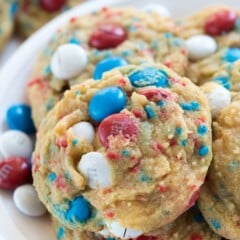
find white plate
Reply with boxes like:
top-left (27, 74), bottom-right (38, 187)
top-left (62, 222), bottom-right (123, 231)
top-left (0, 0), bottom-right (239, 239)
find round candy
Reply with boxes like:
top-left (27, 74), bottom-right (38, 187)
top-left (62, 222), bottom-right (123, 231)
top-left (224, 48), bottom-right (240, 62)
top-left (98, 113), bottom-right (138, 147)
top-left (204, 9), bottom-right (238, 36)
top-left (0, 130), bottom-right (33, 159)
top-left (78, 152), bottom-right (112, 189)
top-left (40, 0), bottom-right (66, 12)
top-left (106, 221), bottom-right (142, 239)
top-left (128, 67), bottom-right (169, 88)
top-left (201, 82), bottom-right (231, 118)
top-left (72, 121), bottom-right (95, 144)
top-left (93, 57), bottom-right (128, 80)
top-left (51, 43), bottom-right (87, 79)
top-left (6, 104), bottom-right (36, 134)
top-left (89, 87), bottom-right (127, 122)
top-left (143, 4), bottom-right (170, 17)
top-left (89, 24), bottom-right (127, 50)
top-left (13, 184), bottom-right (47, 216)
top-left (66, 196), bottom-right (91, 222)
top-left (0, 157), bottom-right (31, 190)
top-left (186, 35), bottom-right (217, 61)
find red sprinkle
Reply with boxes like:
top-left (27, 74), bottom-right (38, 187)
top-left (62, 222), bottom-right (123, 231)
top-left (138, 88), bottom-right (171, 102)
top-left (106, 151), bottom-right (121, 160)
top-left (106, 211), bottom-right (114, 218)
top-left (132, 109), bottom-right (144, 119)
top-left (158, 185), bottom-right (167, 193)
top-left (69, 17), bottom-right (77, 23)
top-left (190, 233), bottom-right (203, 240)
top-left (164, 61), bottom-right (174, 68)
top-left (55, 137), bottom-right (68, 148)
top-left (27, 78), bottom-right (47, 89)
top-left (55, 174), bottom-right (66, 189)
top-left (169, 138), bottom-right (178, 147)
top-left (117, 78), bottom-right (127, 87)
top-left (204, 9), bottom-right (238, 36)
top-left (88, 24), bottom-right (127, 50)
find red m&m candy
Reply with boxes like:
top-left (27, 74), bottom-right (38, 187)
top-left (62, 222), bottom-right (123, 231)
top-left (98, 113), bottom-right (138, 147)
top-left (0, 157), bottom-right (31, 190)
top-left (40, 0), bottom-right (66, 12)
top-left (204, 10), bottom-right (238, 36)
top-left (89, 24), bottom-right (127, 50)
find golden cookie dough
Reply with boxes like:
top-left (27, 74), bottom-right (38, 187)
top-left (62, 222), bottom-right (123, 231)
top-left (52, 207), bottom-right (221, 240)
top-left (32, 63), bottom-right (212, 236)
top-left (198, 100), bottom-right (240, 240)
top-left (27, 7), bottom-right (188, 128)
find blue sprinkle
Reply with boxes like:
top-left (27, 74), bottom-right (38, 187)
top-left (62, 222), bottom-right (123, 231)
top-left (193, 211), bottom-right (204, 223)
top-left (72, 139), bottom-right (78, 146)
top-left (57, 227), bottom-right (65, 240)
top-left (180, 139), bottom-right (187, 147)
top-left (48, 172), bottom-right (57, 182)
top-left (157, 100), bottom-right (165, 107)
top-left (129, 25), bottom-right (137, 32)
top-left (145, 105), bottom-right (155, 119)
top-left (172, 38), bottom-right (184, 46)
top-left (46, 98), bottom-right (55, 111)
top-left (213, 76), bottom-right (230, 90)
top-left (44, 65), bottom-right (51, 75)
top-left (93, 57), bottom-right (128, 80)
top-left (229, 160), bottom-right (240, 171)
top-left (140, 172), bottom-right (152, 182)
top-left (151, 39), bottom-right (159, 50)
top-left (9, 2), bottom-right (18, 17)
top-left (164, 32), bottom-right (173, 39)
top-left (74, 90), bottom-right (81, 96)
top-left (121, 50), bottom-right (132, 57)
top-left (224, 48), bottom-right (240, 62)
top-left (198, 125), bottom-right (208, 136)
top-left (65, 171), bottom-right (71, 180)
top-left (210, 219), bottom-right (221, 230)
top-left (175, 127), bottom-right (182, 136)
top-left (69, 37), bottom-right (81, 45)
top-left (198, 145), bottom-right (209, 157)
top-left (129, 67), bottom-right (169, 88)
top-left (180, 101), bottom-right (200, 111)
top-left (122, 149), bottom-right (129, 157)
top-left (66, 196), bottom-right (91, 223)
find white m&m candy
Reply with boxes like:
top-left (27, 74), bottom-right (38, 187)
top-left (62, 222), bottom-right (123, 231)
top-left (0, 130), bottom-right (33, 160)
top-left (201, 82), bottom-right (231, 117)
top-left (143, 4), bottom-right (170, 17)
top-left (13, 184), bottom-right (47, 217)
top-left (78, 152), bottom-right (112, 189)
top-left (72, 121), bottom-right (95, 144)
top-left (51, 43), bottom-right (87, 79)
top-left (106, 221), bottom-right (142, 239)
top-left (186, 34), bottom-right (217, 61)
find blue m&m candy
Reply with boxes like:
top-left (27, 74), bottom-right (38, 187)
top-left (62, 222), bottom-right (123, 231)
top-left (93, 56), bottom-right (128, 80)
top-left (128, 67), bottom-right (169, 88)
top-left (6, 104), bottom-right (36, 134)
top-left (224, 48), bottom-right (240, 62)
top-left (66, 196), bottom-right (91, 223)
top-left (89, 87), bottom-right (126, 122)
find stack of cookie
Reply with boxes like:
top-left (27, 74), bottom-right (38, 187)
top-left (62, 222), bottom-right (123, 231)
top-left (21, 4), bottom-right (240, 240)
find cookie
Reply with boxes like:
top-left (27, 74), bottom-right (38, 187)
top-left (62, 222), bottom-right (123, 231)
top-left (52, 207), bottom-right (221, 240)
top-left (0, 0), bottom-right (16, 52)
top-left (32, 63), bottom-right (212, 237)
top-left (180, 6), bottom-right (240, 47)
top-left (178, 6), bottom-right (240, 85)
top-left (27, 7), bottom-right (188, 128)
top-left (16, 0), bottom-right (84, 37)
top-left (198, 100), bottom-right (240, 240)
